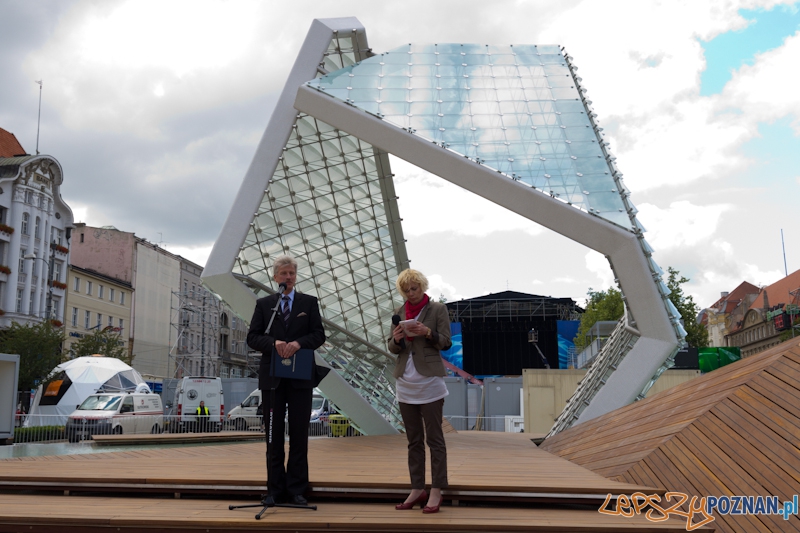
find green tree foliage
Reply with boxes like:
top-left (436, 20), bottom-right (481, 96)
top-left (69, 328), bottom-right (132, 365)
top-left (0, 321), bottom-right (65, 391)
top-left (666, 267), bottom-right (709, 348)
top-left (573, 287), bottom-right (624, 351)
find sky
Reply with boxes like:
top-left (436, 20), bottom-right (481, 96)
top-left (1, 0), bottom-right (798, 310)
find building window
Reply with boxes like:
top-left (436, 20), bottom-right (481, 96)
top-left (109, 288), bottom-right (115, 303)
top-left (96, 313), bottom-right (102, 329)
top-left (72, 307), bottom-right (78, 327)
top-left (53, 262), bottom-right (61, 283)
top-left (19, 250), bottom-right (25, 274)
top-left (119, 318), bottom-right (124, 331)
top-left (120, 292), bottom-right (125, 305)
top-left (29, 292), bottom-right (34, 314)
top-left (86, 281), bottom-right (92, 296)
top-left (98, 285), bottom-right (104, 300)
top-left (184, 281), bottom-right (188, 293)
top-left (16, 289), bottom-right (22, 313)
top-left (34, 217), bottom-right (41, 239)
top-left (21, 213), bottom-right (29, 235)
top-left (80, 233), bottom-right (84, 243)
top-left (84, 310), bottom-right (91, 329)
top-left (74, 277), bottom-right (80, 292)
top-left (108, 316), bottom-right (113, 328)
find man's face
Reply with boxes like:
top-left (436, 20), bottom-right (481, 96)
top-left (200, 401), bottom-right (204, 406)
top-left (273, 265), bottom-right (297, 294)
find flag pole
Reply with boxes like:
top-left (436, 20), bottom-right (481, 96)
top-left (35, 80), bottom-right (42, 155)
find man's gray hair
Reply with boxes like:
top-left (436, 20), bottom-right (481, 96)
top-left (272, 255), bottom-right (298, 274)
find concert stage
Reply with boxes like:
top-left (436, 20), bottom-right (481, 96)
top-left (0, 432), bottom-right (701, 532)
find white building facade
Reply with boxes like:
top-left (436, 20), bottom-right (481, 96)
top-left (0, 154), bottom-right (74, 327)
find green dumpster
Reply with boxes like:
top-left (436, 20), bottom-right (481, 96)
top-left (328, 414), bottom-right (350, 437)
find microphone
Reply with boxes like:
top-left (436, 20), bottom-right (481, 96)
top-left (391, 315), bottom-right (405, 349)
top-left (278, 282), bottom-right (287, 292)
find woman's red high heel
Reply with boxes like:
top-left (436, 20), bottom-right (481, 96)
top-left (422, 495), bottom-right (441, 514)
top-left (395, 490), bottom-right (427, 510)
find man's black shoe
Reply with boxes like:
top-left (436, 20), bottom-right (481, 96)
top-left (291, 495), bottom-right (308, 505)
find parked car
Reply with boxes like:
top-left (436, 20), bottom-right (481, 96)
top-left (227, 388), bottom-right (329, 434)
top-left (65, 392), bottom-right (163, 442)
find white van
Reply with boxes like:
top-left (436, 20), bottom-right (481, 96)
top-left (170, 377), bottom-right (224, 432)
top-left (227, 388), bottom-right (329, 432)
top-left (65, 392), bottom-right (163, 442)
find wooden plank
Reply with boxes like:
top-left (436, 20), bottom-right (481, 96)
top-left (0, 433), bottom-right (656, 497)
top-left (712, 401), bottom-right (800, 483)
top-left (0, 493), bottom-right (705, 532)
top-left (696, 411), bottom-right (800, 500)
top-left (678, 426), bottom-right (787, 532)
top-left (730, 387), bottom-right (800, 444)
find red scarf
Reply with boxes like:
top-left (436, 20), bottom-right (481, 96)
top-left (404, 294), bottom-right (430, 340)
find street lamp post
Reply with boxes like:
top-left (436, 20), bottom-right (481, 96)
top-left (23, 252), bottom-right (54, 320)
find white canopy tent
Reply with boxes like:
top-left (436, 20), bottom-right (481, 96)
top-left (26, 355), bottom-right (148, 426)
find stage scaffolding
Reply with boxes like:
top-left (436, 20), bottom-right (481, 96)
top-left (447, 292), bottom-right (582, 322)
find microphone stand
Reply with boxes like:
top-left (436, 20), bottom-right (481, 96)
top-left (229, 287), bottom-right (317, 519)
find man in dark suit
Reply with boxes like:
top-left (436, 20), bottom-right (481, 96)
top-left (247, 255), bottom-right (326, 505)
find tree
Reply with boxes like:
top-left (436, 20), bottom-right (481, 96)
top-left (0, 321), bottom-right (65, 391)
top-left (666, 267), bottom-right (709, 348)
top-left (573, 287), bottom-right (624, 351)
top-left (69, 328), bottom-right (132, 365)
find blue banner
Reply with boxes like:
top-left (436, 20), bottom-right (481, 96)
top-left (441, 322), bottom-right (463, 370)
top-left (557, 320), bottom-right (580, 369)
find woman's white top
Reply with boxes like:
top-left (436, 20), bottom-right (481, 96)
top-left (396, 354), bottom-right (449, 404)
top-left (395, 305), bottom-right (449, 404)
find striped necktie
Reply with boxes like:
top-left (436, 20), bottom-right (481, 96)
top-left (282, 296), bottom-right (291, 326)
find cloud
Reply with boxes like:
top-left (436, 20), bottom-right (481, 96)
top-left (636, 200), bottom-right (731, 249)
top-left (584, 251), bottom-right (615, 294)
top-left (722, 30), bottom-right (800, 132)
top-left (391, 158), bottom-right (544, 238)
top-left (426, 274), bottom-right (462, 302)
top-left (23, 0), bottom-right (286, 138)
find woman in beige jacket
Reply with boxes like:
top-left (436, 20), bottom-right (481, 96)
top-left (388, 268), bottom-right (451, 514)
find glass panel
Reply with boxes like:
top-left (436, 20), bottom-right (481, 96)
top-left (308, 42), bottom-right (629, 228)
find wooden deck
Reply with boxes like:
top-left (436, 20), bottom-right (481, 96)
top-left (0, 431), bottom-right (705, 532)
top-left (542, 339), bottom-right (800, 533)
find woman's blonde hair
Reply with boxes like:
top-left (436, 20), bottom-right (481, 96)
top-left (396, 268), bottom-right (429, 299)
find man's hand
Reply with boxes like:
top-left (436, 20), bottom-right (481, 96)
top-left (275, 340), bottom-right (301, 358)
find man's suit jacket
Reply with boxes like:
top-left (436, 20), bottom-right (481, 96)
top-left (247, 292), bottom-right (326, 390)
top-left (387, 301), bottom-right (451, 379)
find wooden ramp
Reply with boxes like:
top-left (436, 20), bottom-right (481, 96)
top-left (542, 339), bottom-right (800, 533)
top-left (0, 431), bottom-right (705, 532)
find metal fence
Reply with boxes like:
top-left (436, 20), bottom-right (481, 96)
top-left (12, 413), bottom-right (353, 444)
top-left (12, 414), bottom-right (521, 445)
top-left (443, 415), bottom-right (525, 433)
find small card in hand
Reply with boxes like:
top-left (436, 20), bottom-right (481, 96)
top-left (270, 347), bottom-right (314, 380)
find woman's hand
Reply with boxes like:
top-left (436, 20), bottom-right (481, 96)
top-left (404, 321), bottom-right (429, 337)
top-left (392, 324), bottom-right (405, 343)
